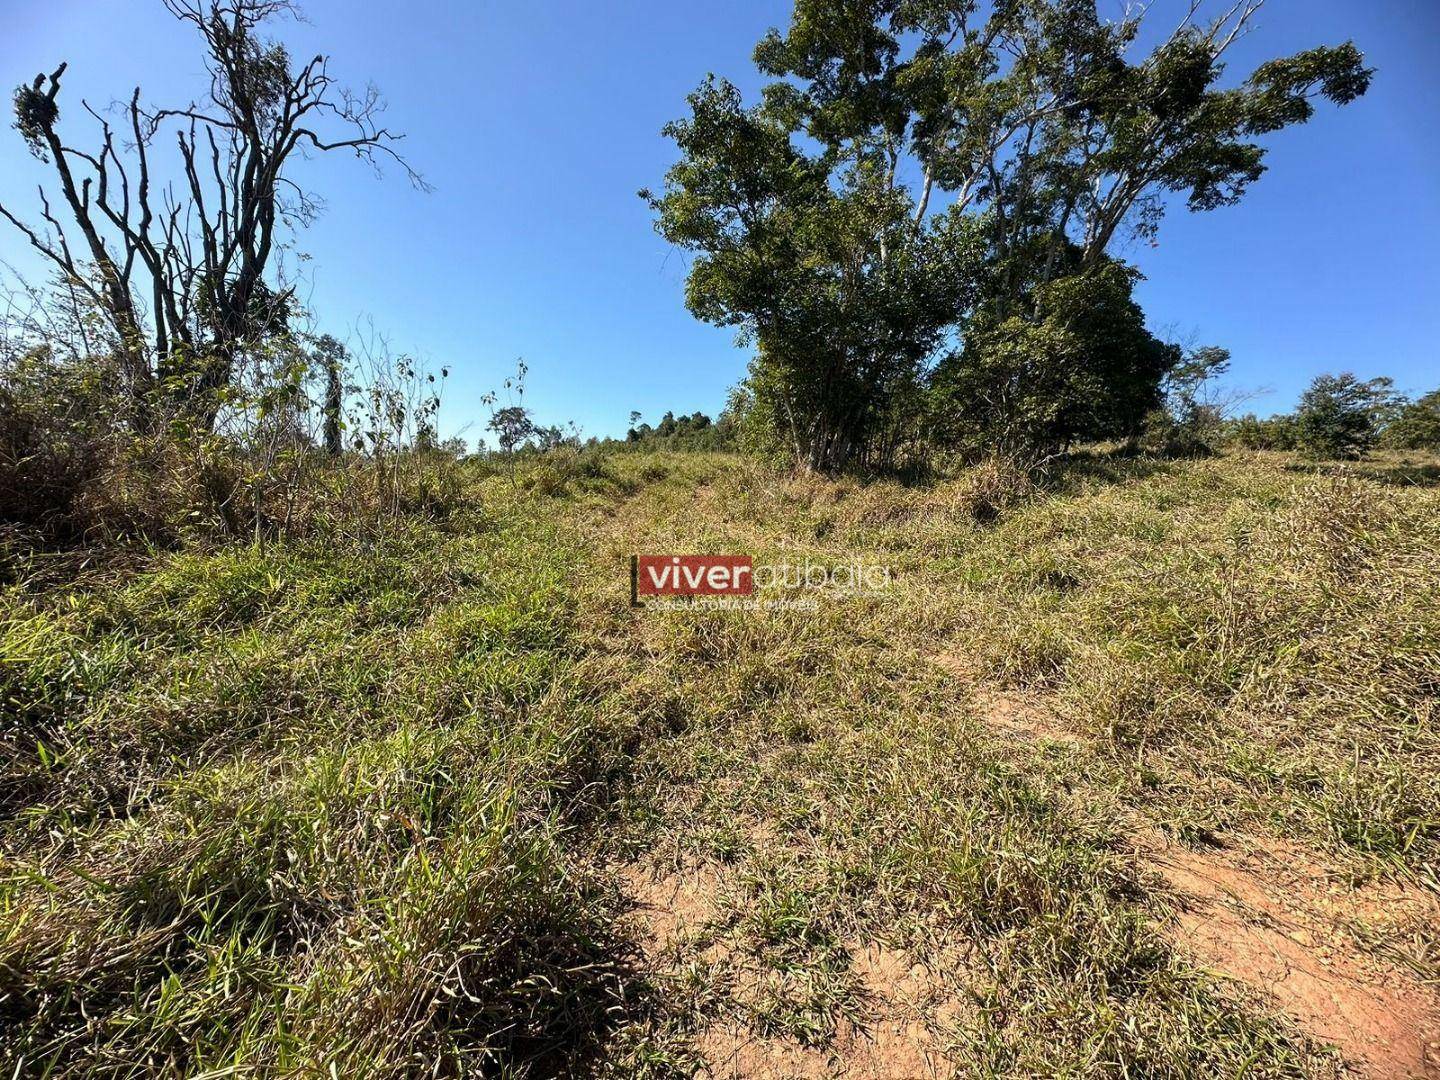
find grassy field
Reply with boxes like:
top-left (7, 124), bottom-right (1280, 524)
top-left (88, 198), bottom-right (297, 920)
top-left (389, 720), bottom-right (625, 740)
top-left (2, 449), bottom-right (1438, 1077)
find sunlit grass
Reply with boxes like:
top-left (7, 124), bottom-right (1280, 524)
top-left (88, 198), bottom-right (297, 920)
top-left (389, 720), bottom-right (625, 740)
top-left (2, 448), bottom-right (1435, 1075)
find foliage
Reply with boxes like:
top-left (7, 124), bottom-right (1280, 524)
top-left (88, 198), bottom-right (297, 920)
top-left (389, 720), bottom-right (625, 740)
top-left (489, 407), bottom-right (537, 454)
top-left (346, 336), bottom-right (453, 520)
top-left (1140, 344), bottom-right (1234, 456)
top-left (0, 280), bottom-right (462, 553)
top-left (624, 409), bottom-right (733, 450)
top-left (933, 259), bottom-right (1180, 457)
top-left (1294, 372), bottom-right (1398, 459)
top-left (646, 75), bottom-right (973, 472)
top-left (0, 343), bottom-right (119, 544)
top-left (647, 0), bottom-right (1370, 471)
top-left (1381, 389), bottom-right (1440, 451)
top-left (1228, 412), bottom-right (1300, 452)
top-left (311, 334), bottom-right (349, 456)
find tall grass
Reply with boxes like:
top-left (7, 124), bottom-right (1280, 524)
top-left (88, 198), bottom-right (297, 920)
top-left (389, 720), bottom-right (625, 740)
top-left (2, 448), bottom-right (1435, 1075)
top-left (0, 466), bottom-right (645, 1075)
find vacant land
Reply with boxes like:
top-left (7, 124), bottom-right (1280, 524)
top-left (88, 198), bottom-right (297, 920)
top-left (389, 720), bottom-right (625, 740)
top-left (3, 450), bottom-right (1438, 1077)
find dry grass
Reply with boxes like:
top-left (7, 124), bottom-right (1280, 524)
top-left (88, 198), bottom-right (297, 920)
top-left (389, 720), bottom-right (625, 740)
top-left (2, 448), bottom-right (1437, 1076)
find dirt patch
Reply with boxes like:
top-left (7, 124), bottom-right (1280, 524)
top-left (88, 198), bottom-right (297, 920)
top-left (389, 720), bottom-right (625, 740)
top-left (976, 690), bottom-right (1080, 744)
top-left (932, 651), bottom-right (1080, 744)
top-left (694, 941), bottom-right (964, 1079)
top-left (694, 1026), bottom-right (834, 1080)
top-left (845, 942), bottom-right (962, 1077)
top-left (621, 860), bottom-right (725, 958)
top-left (1151, 836), bottom-right (1440, 1079)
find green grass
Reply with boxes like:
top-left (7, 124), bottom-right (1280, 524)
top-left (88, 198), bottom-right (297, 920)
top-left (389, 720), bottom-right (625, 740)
top-left (2, 448), bottom-right (1436, 1076)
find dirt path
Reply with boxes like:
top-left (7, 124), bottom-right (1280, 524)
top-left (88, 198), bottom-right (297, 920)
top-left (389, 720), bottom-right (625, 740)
top-left (1154, 836), bottom-right (1440, 1079)
top-left (575, 474), bottom-right (1440, 1078)
top-left (583, 480), bottom-right (973, 1077)
top-left (933, 651), bottom-right (1440, 1080)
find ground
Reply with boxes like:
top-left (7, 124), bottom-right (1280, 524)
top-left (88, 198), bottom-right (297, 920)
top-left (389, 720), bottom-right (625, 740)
top-left (2, 449), bottom-right (1438, 1077)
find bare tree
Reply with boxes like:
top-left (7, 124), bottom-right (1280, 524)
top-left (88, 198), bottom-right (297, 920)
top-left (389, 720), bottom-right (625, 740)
top-left (1, 0), bottom-right (422, 432)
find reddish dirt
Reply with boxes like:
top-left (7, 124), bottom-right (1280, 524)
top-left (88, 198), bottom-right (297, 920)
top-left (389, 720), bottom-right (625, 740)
top-left (621, 858), bottom-right (967, 1078)
top-left (933, 651), bottom-right (1440, 1079)
top-left (694, 943), bottom-right (962, 1080)
top-left (932, 651), bottom-right (1079, 744)
top-left (620, 860), bottom-right (725, 958)
top-left (1152, 836), bottom-right (1440, 1079)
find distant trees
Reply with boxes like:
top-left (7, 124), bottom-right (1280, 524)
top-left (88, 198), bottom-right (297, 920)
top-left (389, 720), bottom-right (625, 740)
top-left (625, 410), bottom-right (723, 448)
top-left (1381, 390), bottom-right (1440, 451)
top-left (1293, 373), bottom-right (1398, 459)
top-left (648, 0), bottom-right (1370, 472)
top-left (1143, 344), bottom-right (1238, 456)
top-left (487, 407), bottom-right (536, 456)
top-left (1, 0), bottom-right (419, 433)
top-left (1227, 373), bottom-right (1438, 459)
top-left (1229, 412), bottom-right (1298, 453)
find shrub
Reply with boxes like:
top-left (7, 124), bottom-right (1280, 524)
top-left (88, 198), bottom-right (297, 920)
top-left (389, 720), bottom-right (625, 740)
top-left (1380, 389), bottom-right (1440, 450)
top-left (1141, 406), bottom-right (1221, 458)
top-left (1226, 412), bottom-right (1299, 451)
top-left (0, 348), bottom-right (116, 542)
top-left (1293, 372), bottom-right (1396, 459)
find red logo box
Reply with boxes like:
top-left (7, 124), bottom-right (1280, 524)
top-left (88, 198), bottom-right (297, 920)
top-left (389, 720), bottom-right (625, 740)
top-left (633, 555), bottom-right (753, 598)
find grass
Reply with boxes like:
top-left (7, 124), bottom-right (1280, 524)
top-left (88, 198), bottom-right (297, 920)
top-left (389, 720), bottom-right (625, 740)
top-left (2, 448), bottom-right (1436, 1076)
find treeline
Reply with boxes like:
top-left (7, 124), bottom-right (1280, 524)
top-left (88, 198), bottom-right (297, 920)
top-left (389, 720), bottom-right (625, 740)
top-left (622, 410), bottom-right (733, 451)
top-left (0, 0), bottom-right (1416, 562)
top-left (1228, 375), bottom-right (1440, 459)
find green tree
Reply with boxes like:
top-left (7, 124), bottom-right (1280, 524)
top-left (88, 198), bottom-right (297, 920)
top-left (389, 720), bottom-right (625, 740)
top-left (647, 0), bottom-right (1370, 470)
top-left (1143, 344), bottom-right (1233, 456)
top-left (1294, 372), bottom-right (1397, 459)
top-left (482, 360), bottom-right (535, 482)
top-left (644, 71), bottom-right (979, 472)
top-left (310, 334), bottom-right (349, 457)
top-left (1379, 389), bottom-right (1440, 451)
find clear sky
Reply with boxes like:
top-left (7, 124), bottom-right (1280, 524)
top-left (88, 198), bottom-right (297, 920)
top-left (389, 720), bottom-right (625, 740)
top-left (3, 1), bottom-right (1437, 441)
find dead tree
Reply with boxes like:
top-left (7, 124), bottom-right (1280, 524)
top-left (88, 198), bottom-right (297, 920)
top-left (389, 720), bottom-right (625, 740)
top-left (1, 0), bottom-right (422, 432)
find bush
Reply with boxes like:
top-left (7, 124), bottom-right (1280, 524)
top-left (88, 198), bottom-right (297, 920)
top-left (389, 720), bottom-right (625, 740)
top-left (0, 348), bottom-right (116, 542)
top-left (0, 330), bottom-right (475, 557)
top-left (1226, 413), bottom-right (1298, 451)
top-left (1293, 372), bottom-right (1396, 459)
top-left (1141, 406), bottom-right (1220, 458)
top-left (1380, 389), bottom-right (1440, 450)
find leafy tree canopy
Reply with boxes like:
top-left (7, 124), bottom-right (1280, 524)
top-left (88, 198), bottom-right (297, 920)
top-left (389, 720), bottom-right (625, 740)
top-left (647, 0), bottom-right (1370, 470)
top-left (1294, 372), bottom-right (1397, 459)
top-left (1381, 389), bottom-right (1440, 451)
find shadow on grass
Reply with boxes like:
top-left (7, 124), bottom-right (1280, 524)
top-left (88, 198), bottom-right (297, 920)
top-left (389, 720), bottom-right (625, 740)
top-left (1041, 447), bottom-right (1183, 495)
top-left (1284, 458), bottom-right (1440, 488)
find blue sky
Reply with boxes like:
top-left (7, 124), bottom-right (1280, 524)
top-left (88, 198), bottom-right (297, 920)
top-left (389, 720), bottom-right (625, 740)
top-left (3, 1), bottom-right (1437, 441)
